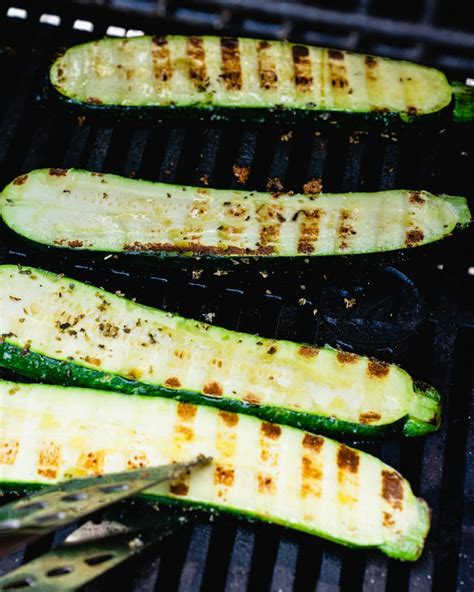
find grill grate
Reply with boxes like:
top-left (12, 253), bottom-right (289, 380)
top-left (0, 1), bottom-right (473, 591)
top-left (58, 0), bottom-right (474, 76)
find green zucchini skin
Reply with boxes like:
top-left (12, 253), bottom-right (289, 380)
top-left (1, 169), bottom-right (470, 258)
top-left (0, 265), bottom-right (441, 438)
top-left (49, 35), bottom-right (457, 125)
top-left (0, 379), bottom-right (431, 560)
top-left (47, 87), bottom-right (452, 129)
top-left (451, 81), bottom-right (474, 123)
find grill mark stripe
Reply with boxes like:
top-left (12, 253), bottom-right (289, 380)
top-left (257, 41), bottom-right (278, 90)
top-left (364, 54), bottom-right (380, 111)
top-left (171, 401), bottom-right (198, 496)
top-left (220, 37), bottom-right (242, 91)
top-left (256, 204), bottom-right (283, 250)
top-left (327, 49), bottom-right (350, 104)
top-left (337, 445), bottom-right (360, 474)
top-left (38, 442), bottom-right (62, 479)
top-left (301, 434), bottom-right (324, 499)
top-left (292, 45), bottom-right (313, 92)
top-left (259, 223), bottom-right (280, 248)
top-left (0, 439), bottom-right (19, 465)
top-left (381, 469), bottom-right (404, 510)
top-left (258, 422), bottom-right (280, 496)
top-left (215, 464), bottom-right (235, 487)
top-left (187, 36), bottom-right (209, 91)
top-left (403, 193), bottom-right (425, 247)
top-left (337, 208), bottom-right (356, 252)
top-left (337, 445), bottom-right (360, 510)
top-left (152, 36), bottom-right (172, 83)
top-left (216, 411), bottom-right (239, 461)
top-left (214, 411), bottom-right (239, 499)
top-left (77, 450), bottom-right (105, 476)
top-left (297, 208), bottom-right (322, 254)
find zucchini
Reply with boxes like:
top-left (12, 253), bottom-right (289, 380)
top-left (1, 169), bottom-right (470, 257)
top-left (49, 35), bottom-right (471, 123)
top-left (0, 379), bottom-right (431, 561)
top-left (0, 265), bottom-right (441, 437)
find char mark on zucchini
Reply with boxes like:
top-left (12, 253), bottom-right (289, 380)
top-left (382, 470), bottom-right (404, 510)
top-left (187, 36), bottom-right (209, 91)
top-left (257, 40), bottom-right (278, 90)
top-left (328, 49), bottom-right (350, 91)
top-left (152, 35), bottom-right (172, 83)
top-left (0, 379), bottom-right (432, 561)
top-left (0, 265), bottom-right (443, 438)
top-left (220, 37), bottom-right (242, 91)
top-left (292, 45), bottom-right (314, 92)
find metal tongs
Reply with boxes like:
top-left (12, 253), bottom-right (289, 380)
top-left (0, 455), bottom-right (211, 590)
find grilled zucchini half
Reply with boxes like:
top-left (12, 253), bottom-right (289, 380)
top-left (0, 379), bottom-right (431, 561)
top-left (49, 35), bottom-right (471, 123)
top-left (1, 169), bottom-right (470, 257)
top-left (0, 265), bottom-right (441, 437)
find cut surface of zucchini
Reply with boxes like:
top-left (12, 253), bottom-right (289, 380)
top-left (1, 169), bottom-right (470, 257)
top-left (0, 379), bottom-right (431, 561)
top-left (49, 35), bottom-right (454, 121)
top-left (0, 265), bottom-right (441, 437)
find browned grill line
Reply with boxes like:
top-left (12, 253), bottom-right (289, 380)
top-left (214, 410), bottom-right (239, 498)
top-left (337, 444), bottom-right (360, 474)
top-left (256, 203), bottom-right (283, 251)
top-left (364, 55), bottom-right (383, 112)
top-left (297, 208), bottom-right (321, 254)
top-left (258, 421), bottom-right (281, 495)
top-left (187, 36), bottom-right (209, 91)
top-left (220, 37), bottom-right (242, 91)
top-left (152, 35), bottom-right (172, 83)
top-left (338, 208), bottom-right (357, 251)
top-left (327, 49), bottom-right (350, 97)
top-left (257, 40), bottom-right (278, 90)
top-left (292, 45), bottom-right (313, 92)
top-left (170, 402), bottom-right (198, 496)
top-left (37, 442), bottom-right (61, 480)
top-left (0, 439), bottom-right (19, 465)
top-left (77, 450), bottom-right (105, 476)
top-left (381, 470), bottom-right (404, 510)
top-left (301, 455), bottom-right (322, 498)
top-left (301, 433), bottom-right (324, 499)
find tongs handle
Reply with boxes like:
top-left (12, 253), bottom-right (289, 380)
top-left (0, 505), bottom-right (189, 592)
top-left (0, 455), bottom-right (210, 555)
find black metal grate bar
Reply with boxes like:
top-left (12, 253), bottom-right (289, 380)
top-left (173, 0), bottom-right (474, 49)
top-left (225, 526), bottom-right (255, 591)
top-left (178, 524), bottom-right (213, 591)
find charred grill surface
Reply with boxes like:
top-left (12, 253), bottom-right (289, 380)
top-left (0, 1), bottom-right (472, 591)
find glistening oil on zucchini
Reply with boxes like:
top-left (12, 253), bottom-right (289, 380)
top-left (48, 35), bottom-right (472, 124)
top-left (0, 379), bottom-right (431, 561)
top-left (0, 265), bottom-right (441, 437)
top-left (1, 169), bottom-right (470, 258)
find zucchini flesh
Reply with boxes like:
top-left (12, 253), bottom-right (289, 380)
top-left (50, 35), bottom-right (452, 120)
top-left (1, 169), bottom-right (470, 257)
top-left (0, 380), bottom-right (431, 561)
top-left (0, 265), bottom-right (440, 437)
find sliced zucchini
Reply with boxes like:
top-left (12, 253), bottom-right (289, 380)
top-left (0, 379), bottom-right (431, 561)
top-left (1, 169), bottom-right (470, 257)
top-left (0, 265), bottom-right (441, 437)
top-left (48, 35), bottom-right (466, 122)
